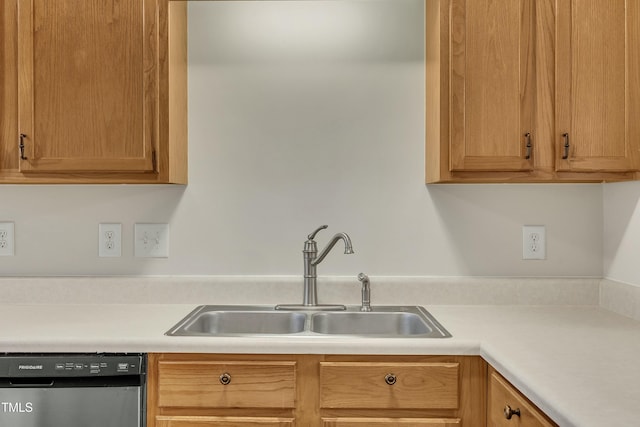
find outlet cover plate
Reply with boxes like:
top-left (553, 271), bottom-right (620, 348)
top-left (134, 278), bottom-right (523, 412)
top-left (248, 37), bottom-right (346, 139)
top-left (134, 223), bottom-right (169, 258)
top-left (99, 223), bottom-right (122, 257)
top-left (0, 222), bottom-right (15, 256)
top-left (523, 225), bottom-right (546, 260)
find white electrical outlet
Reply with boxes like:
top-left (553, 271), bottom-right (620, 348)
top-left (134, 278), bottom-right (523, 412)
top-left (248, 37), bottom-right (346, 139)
top-left (0, 222), bottom-right (15, 256)
top-left (99, 223), bottom-right (122, 257)
top-left (134, 223), bottom-right (169, 258)
top-left (523, 225), bottom-right (546, 260)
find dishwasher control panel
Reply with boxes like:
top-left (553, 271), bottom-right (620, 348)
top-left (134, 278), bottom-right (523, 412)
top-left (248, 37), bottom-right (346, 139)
top-left (0, 354), bottom-right (144, 377)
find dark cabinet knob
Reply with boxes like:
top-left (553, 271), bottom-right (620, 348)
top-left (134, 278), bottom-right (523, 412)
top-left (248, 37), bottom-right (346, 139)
top-left (504, 404), bottom-right (521, 419)
top-left (219, 372), bottom-right (231, 385)
top-left (384, 373), bottom-right (397, 385)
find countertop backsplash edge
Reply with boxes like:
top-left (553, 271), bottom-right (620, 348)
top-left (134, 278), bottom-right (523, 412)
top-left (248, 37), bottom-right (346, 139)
top-left (0, 276), bottom-right (601, 306)
top-left (599, 278), bottom-right (640, 321)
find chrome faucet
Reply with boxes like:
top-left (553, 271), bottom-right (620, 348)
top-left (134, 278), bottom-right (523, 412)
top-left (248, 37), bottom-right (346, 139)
top-left (277, 225), bottom-right (354, 311)
top-left (303, 225), bottom-right (354, 305)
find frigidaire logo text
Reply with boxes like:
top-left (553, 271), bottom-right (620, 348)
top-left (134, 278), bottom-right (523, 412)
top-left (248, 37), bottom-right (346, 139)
top-left (17, 365), bottom-right (43, 370)
top-left (1, 402), bottom-right (33, 413)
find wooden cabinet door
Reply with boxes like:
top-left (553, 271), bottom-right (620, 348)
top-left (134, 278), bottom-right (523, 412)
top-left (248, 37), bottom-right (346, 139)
top-left (449, 0), bottom-right (536, 172)
top-left (17, 0), bottom-right (156, 173)
top-left (556, 0), bottom-right (640, 172)
top-left (156, 416), bottom-right (295, 427)
top-left (487, 369), bottom-right (557, 427)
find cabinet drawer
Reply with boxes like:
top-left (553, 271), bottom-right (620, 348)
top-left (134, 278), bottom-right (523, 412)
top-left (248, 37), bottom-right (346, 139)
top-left (322, 418), bottom-right (461, 426)
top-left (319, 362), bottom-right (459, 409)
top-left (157, 361), bottom-right (296, 409)
top-left (488, 369), bottom-right (557, 427)
top-left (156, 415), bottom-right (295, 427)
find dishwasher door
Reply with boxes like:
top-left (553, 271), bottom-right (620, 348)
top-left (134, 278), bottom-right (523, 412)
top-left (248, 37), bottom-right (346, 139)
top-left (0, 385), bottom-right (142, 427)
top-left (0, 354), bottom-right (145, 427)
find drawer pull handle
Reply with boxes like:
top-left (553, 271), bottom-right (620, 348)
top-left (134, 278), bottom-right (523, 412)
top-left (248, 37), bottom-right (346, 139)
top-left (219, 372), bottom-right (231, 385)
top-left (384, 373), bottom-right (397, 385)
top-left (504, 405), bottom-right (521, 419)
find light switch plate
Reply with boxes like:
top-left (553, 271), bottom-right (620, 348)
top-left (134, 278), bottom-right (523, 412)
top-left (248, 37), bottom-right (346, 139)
top-left (134, 223), bottom-right (169, 258)
top-left (0, 222), bottom-right (15, 256)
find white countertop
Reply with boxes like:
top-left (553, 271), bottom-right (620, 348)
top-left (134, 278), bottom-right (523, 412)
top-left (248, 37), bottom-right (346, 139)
top-left (0, 303), bottom-right (639, 427)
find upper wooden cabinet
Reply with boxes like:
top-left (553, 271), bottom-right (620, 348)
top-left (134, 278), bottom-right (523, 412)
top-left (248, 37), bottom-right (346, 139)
top-left (448, 0), bottom-right (535, 174)
top-left (556, 0), bottom-right (640, 173)
top-left (0, 0), bottom-right (187, 183)
top-left (427, 0), bottom-right (640, 183)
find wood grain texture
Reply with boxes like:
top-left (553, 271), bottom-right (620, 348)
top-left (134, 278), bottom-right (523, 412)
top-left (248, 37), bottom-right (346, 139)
top-left (319, 362), bottom-right (459, 410)
top-left (148, 354), bottom-right (486, 427)
top-left (17, 0), bottom-right (153, 173)
top-left (449, 0), bottom-right (535, 172)
top-left (456, 355), bottom-right (486, 427)
top-left (556, 0), bottom-right (640, 172)
top-left (156, 416), bottom-right (294, 427)
top-left (166, 0), bottom-right (188, 184)
top-left (533, 0), bottom-right (556, 171)
top-left (2, 0), bottom-right (187, 183)
top-left (487, 368), bottom-right (557, 427)
top-left (0, 0), bottom-right (18, 171)
top-left (157, 361), bottom-right (296, 409)
top-left (427, 0), bottom-right (640, 182)
top-left (425, 0), bottom-right (445, 183)
top-left (321, 418), bottom-right (460, 427)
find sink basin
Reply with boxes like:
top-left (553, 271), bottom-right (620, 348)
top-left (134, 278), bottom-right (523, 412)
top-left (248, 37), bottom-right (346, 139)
top-left (166, 306), bottom-right (307, 336)
top-left (311, 312), bottom-right (429, 336)
top-left (310, 307), bottom-right (450, 338)
top-left (166, 305), bottom-right (450, 338)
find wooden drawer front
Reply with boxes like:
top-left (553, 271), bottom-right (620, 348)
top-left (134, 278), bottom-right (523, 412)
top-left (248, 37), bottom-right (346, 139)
top-left (322, 417), bottom-right (461, 426)
top-left (157, 361), bottom-right (296, 409)
top-left (488, 371), bottom-right (556, 427)
top-left (156, 416), bottom-right (294, 427)
top-left (319, 362), bottom-right (459, 409)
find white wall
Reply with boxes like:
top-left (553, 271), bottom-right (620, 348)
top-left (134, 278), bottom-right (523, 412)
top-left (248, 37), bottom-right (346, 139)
top-left (0, 0), bottom-right (603, 277)
top-left (603, 181), bottom-right (640, 285)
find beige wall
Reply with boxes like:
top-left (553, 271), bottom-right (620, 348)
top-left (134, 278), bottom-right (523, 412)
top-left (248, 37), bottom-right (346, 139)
top-left (0, 1), bottom-right (603, 277)
top-left (604, 181), bottom-right (640, 285)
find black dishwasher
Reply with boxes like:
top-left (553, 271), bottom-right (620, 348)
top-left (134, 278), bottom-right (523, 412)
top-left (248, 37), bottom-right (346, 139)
top-left (0, 353), bottom-right (146, 427)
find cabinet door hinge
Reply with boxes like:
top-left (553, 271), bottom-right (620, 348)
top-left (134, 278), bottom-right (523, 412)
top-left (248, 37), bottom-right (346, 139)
top-left (152, 150), bottom-right (157, 171)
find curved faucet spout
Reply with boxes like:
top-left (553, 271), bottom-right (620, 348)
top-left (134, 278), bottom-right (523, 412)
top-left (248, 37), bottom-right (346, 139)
top-left (277, 225), bottom-right (355, 308)
top-left (311, 232), bottom-right (354, 266)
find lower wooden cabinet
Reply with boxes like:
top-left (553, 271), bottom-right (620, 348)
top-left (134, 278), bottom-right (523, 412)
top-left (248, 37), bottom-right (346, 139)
top-left (147, 354), bottom-right (487, 427)
top-left (487, 368), bottom-right (557, 427)
top-left (149, 354), bottom-right (563, 427)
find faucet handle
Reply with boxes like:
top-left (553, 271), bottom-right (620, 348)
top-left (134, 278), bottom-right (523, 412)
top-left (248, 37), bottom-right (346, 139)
top-left (307, 225), bottom-right (328, 241)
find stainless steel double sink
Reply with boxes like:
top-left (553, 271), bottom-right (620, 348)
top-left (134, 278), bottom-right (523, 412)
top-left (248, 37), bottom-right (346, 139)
top-left (166, 305), bottom-right (451, 338)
